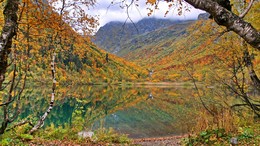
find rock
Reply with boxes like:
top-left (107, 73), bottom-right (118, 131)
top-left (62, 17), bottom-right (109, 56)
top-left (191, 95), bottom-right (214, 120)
top-left (230, 137), bottom-right (238, 145)
top-left (78, 131), bottom-right (94, 138)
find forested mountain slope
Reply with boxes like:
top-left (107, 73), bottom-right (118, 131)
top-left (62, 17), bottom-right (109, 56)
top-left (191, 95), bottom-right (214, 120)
top-left (0, 1), bottom-right (147, 85)
top-left (93, 18), bottom-right (190, 54)
top-left (136, 2), bottom-right (260, 82)
top-left (126, 17), bottom-right (260, 82)
top-left (120, 20), bottom-right (193, 60)
top-left (94, 5), bottom-right (259, 83)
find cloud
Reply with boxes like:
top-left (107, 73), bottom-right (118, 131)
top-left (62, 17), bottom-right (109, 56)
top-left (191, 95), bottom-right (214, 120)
top-left (86, 0), bottom-right (204, 29)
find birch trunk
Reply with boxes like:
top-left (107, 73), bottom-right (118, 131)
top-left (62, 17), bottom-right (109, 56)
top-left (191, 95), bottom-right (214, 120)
top-left (29, 52), bottom-right (57, 134)
top-left (185, 0), bottom-right (260, 50)
top-left (0, 0), bottom-right (19, 88)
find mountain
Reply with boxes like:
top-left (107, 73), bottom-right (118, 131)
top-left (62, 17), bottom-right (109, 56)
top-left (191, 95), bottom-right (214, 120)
top-left (93, 10), bottom-right (260, 83)
top-left (93, 18), bottom-right (187, 54)
top-left (122, 19), bottom-right (260, 83)
top-left (118, 20), bottom-right (193, 58)
top-left (197, 13), bottom-right (210, 20)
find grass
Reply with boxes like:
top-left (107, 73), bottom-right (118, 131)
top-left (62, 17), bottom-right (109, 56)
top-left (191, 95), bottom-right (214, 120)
top-left (0, 124), bottom-right (132, 146)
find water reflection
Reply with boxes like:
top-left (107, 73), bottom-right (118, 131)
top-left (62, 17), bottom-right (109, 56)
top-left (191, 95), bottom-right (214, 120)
top-left (16, 85), bottom-right (202, 138)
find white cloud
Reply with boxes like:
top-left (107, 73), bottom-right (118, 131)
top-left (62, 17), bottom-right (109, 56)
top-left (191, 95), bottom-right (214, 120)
top-left (86, 0), bottom-right (204, 29)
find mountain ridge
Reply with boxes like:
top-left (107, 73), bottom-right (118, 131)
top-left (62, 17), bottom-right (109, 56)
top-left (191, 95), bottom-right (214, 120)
top-left (93, 17), bottom-right (192, 54)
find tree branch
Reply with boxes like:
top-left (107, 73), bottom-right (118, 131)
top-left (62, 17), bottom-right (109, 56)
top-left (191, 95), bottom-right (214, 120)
top-left (0, 80), bottom-right (11, 91)
top-left (231, 103), bottom-right (260, 108)
top-left (184, 0), bottom-right (260, 50)
top-left (184, 62), bottom-right (215, 116)
top-left (0, 98), bottom-right (15, 106)
top-left (6, 120), bottom-right (33, 132)
top-left (239, 0), bottom-right (255, 18)
top-left (243, 42), bottom-right (260, 91)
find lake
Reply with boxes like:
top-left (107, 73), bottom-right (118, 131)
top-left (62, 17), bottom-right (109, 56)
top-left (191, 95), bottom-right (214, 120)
top-left (17, 84), bottom-right (206, 138)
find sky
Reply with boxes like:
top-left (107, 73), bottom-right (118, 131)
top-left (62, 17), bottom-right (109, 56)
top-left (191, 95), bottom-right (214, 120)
top-left (86, 0), bottom-right (205, 29)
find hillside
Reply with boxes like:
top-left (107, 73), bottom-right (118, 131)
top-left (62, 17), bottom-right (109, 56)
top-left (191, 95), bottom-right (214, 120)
top-left (130, 12), bottom-right (260, 82)
top-left (93, 8), bottom-right (260, 83)
top-left (0, 1), bottom-right (147, 85)
top-left (93, 18), bottom-right (187, 54)
top-left (120, 20), bottom-right (193, 60)
top-left (41, 37), bottom-right (148, 84)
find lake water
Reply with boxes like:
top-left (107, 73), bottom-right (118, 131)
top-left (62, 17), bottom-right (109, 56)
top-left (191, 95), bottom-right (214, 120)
top-left (17, 85), bottom-right (204, 138)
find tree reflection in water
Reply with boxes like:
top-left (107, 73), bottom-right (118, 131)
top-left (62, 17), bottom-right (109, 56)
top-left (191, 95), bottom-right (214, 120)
top-left (13, 85), bottom-right (219, 138)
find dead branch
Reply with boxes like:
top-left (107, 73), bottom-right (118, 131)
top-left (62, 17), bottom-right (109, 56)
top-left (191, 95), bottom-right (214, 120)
top-left (0, 80), bottom-right (11, 91)
top-left (184, 62), bottom-right (215, 116)
top-left (6, 120), bottom-right (34, 132)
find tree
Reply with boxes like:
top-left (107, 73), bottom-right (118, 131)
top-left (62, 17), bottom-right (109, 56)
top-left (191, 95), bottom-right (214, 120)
top-left (184, 0), bottom-right (259, 49)
top-left (0, 0), bottom-right (98, 134)
top-left (0, 0), bottom-right (24, 134)
top-left (0, 0), bottom-right (97, 87)
top-left (211, 34), bottom-right (260, 117)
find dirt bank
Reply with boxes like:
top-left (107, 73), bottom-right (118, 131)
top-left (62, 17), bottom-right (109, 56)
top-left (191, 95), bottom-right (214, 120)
top-left (133, 135), bottom-right (188, 146)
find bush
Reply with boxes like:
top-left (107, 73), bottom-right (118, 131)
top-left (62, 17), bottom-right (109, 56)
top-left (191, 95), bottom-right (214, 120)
top-left (0, 138), bottom-right (12, 146)
top-left (183, 128), bottom-right (230, 145)
top-left (183, 126), bottom-right (260, 146)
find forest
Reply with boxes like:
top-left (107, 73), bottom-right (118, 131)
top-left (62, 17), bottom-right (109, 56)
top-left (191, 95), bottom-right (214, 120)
top-left (0, 0), bottom-right (259, 145)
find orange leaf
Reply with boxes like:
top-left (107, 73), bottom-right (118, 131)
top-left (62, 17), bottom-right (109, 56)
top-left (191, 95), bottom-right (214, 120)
top-left (147, 0), bottom-right (156, 5)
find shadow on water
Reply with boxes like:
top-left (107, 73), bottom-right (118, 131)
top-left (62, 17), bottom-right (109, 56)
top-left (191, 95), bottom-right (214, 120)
top-left (15, 85), bottom-right (203, 138)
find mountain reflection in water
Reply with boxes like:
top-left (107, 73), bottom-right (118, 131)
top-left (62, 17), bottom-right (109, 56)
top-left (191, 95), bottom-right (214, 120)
top-left (17, 85), bottom-right (202, 138)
